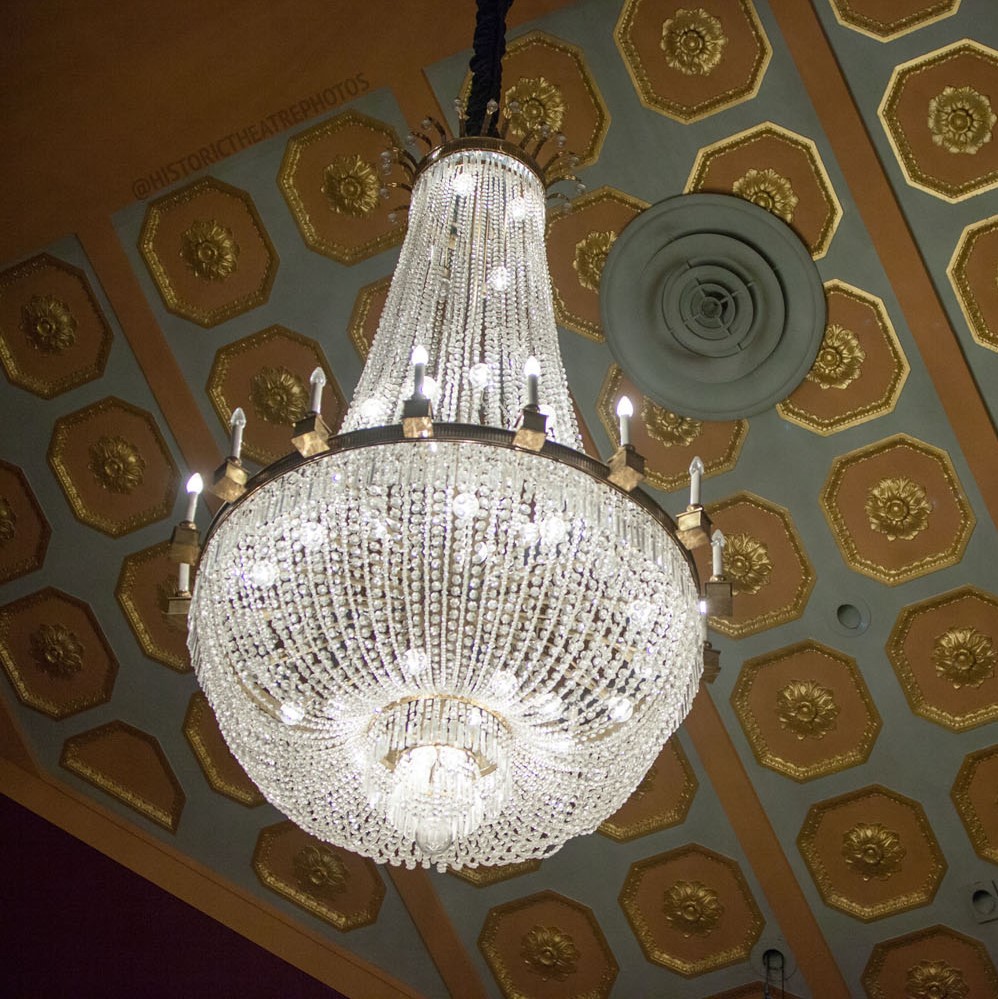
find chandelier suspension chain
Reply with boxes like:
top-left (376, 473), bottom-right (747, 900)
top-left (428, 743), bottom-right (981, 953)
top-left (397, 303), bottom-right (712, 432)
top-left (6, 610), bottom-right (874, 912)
top-left (465, 0), bottom-right (514, 137)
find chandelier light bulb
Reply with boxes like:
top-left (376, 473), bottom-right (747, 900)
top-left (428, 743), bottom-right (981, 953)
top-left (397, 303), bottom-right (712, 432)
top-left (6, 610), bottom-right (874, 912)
top-left (452, 171), bottom-right (474, 196)
top-left (524, 355), bottom-right (540, 407)
top-left (468, 362), bottom-right (491, 391)
top-left (411, 345), bottom-right (428, 396)
top-left (711, 528), bottom-right (726, 577)
top-left (177, 561), bottom-right (190, 594)
top-left (689, 455), bottom-right (705, 507)
top-left (309, 366), bottom-right (326, 414)
top-left (616, 395), bottom-right (633, 447)
top-left (183, 473), bottom-right (203, 523)
top-left (229, 407), bottom-right (246, 460)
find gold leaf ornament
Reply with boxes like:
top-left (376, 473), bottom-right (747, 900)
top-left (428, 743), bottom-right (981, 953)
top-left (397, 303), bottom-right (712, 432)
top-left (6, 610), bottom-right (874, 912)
top-left (865, 476), bottom-right (931, 541)
top-left (520, 925), bottom-right (579, 981)
top-left (29, 623), bottom-right (84, 678)
top-left (504, 76), bottom-right (566, 139)
top-left (321, 154), bottom-right (382, 217)
top-left (20, 294), bottom-right (77, 353)
top-left (841, 822), bottom-right (905, 881)
top-left (660, 7), bottom-right (727, 77)
top-left (662, 879), bottom-right (723, 936)
top-left (723, 533), bottom-right (772, 595)
top-left (806, 324), bottom-right (866, 390)
top-left (732, 168), bottom-right (798, 223)
top-left (776, 679), bottom-right (840, 740)
top-left (905, 960), bottom-right (970, 999)
top-left (641, 399), bottom-right (703, 447)
top-left (0, 496), bottom-right (15, 543)
top-left (293, 844), bottom-right (348, 896)
top-left (180, 219), bottom-right (240, 280)
top-left (250, 366), bottom-right (310, 425)
top-left (573, 231), bottom-right (617, 293)
top-left (927, 86), bottom-right (997, 155)
top-left (932, 626), bottom-right (996, 689)
top-left (88, 436), bottom-right (146, 494)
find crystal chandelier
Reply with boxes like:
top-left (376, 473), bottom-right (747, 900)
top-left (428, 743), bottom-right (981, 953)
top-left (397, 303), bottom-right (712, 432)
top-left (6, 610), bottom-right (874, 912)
top-left (171, 9), bottom-right (716, 871)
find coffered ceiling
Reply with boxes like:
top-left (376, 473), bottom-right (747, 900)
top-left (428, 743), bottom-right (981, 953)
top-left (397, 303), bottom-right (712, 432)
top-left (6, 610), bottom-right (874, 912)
top-left (1, 1), bottom-right (997, 996)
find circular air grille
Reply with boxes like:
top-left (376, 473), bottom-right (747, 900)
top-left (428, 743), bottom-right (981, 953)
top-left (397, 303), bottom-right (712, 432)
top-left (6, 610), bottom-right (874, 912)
top-left (600, 194), bottom-right (826, 420)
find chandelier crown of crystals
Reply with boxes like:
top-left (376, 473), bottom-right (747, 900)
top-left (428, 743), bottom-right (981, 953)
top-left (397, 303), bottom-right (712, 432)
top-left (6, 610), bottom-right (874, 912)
top-left (175, 3), bottom-right (712, 872)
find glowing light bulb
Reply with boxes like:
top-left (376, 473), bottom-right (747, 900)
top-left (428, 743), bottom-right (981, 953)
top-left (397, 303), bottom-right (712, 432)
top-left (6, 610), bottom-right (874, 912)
top-left (229, 407), bottom-right (246, 460)
top-left (690, 456), bottom-right (705, 507)
top-left (183, 473), bottom-right (203, 522)
top-left (616, 396), bottom-right (633, 447)
top-left (452, 172), bottom-right (474, 195)
top-left (309, 367), bottom-right (326, 414)
top-left (524, 356), bottom-right (540, 407)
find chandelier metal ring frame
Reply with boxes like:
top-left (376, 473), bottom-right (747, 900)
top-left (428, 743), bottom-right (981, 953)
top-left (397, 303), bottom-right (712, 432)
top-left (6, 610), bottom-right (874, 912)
top-left (184, 134), bottom-right (709, 871)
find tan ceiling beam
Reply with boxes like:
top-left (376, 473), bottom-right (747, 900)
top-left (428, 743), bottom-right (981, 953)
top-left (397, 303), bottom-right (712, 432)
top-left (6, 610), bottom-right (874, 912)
top-left (771, 0), bottom-right (998, 527)
top-left (388, 867), bottom-right (490, 999)
top-left (685, 691), bottom-right (849, 995)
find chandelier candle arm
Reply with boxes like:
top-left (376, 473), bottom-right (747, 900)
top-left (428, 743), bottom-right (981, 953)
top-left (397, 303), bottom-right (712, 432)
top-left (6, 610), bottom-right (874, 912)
top-left (616, 395), bottom-right (633, 448)
top-left (524, 356), bottom-right (540, 408)
top-left (183, 473), bottom-right (203, 524)
top-left (711, 529), bottom-right (726, 577)
top-left (689, 455), bottom-right (704, 507)
top-left (308, 367), bottom-right (326, 414)
top-left (412, 345), bottom-right (428, 397)
top-left (229, 407), bottom-right (246, 460)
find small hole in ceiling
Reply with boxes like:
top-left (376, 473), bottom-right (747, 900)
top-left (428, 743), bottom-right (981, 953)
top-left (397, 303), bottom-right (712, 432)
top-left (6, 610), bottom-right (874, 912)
top-left (837, 604), bottom-right (862, 629)
top-left (972, 888), bottom-right (996, 916)
top-left (831, 599), bottom-right (871, 636)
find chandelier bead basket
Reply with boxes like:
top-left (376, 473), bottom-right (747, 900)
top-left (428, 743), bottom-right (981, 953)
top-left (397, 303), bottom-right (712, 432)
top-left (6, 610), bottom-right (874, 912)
top-left (184, 21), bottom-right (707, 870)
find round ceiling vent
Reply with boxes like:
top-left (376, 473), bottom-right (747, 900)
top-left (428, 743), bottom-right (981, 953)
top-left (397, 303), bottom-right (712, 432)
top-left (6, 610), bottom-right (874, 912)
top-left (600, 193), bottom-right (826, 420)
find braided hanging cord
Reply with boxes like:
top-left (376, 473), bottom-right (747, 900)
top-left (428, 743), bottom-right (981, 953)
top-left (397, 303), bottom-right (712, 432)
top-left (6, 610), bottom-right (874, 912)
top-left (464, 0), bottom-right (514, 136)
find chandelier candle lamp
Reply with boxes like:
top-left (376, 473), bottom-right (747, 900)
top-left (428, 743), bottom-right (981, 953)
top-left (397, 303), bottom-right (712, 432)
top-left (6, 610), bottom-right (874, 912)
top-left (168, 11), bottom-right (730, 870)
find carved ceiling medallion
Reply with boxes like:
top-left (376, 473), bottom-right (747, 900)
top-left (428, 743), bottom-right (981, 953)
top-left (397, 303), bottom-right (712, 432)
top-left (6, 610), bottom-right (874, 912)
top-left (806, 323), bottom-right (866, 390)
top-left (573, 230), bottom-right (616, 292)
top-left (504, 75), bottom-right (567, 138)
top-left (927, 85), bottom-right (996, 155)
top-left (0, 496), bottom-right (15, 543)
top-left (88, 436), bottom-right (146, 495)
top-left (321, 154), bottom-right (381, 217)
top-left (724, 532), bottom-right (773, 595)
top-left (932, 626), bottom-right (995, 689)
top-left (865, 475), bottom-right (931, 541)
top-left (776, 679), bottom-right (840, 740)
top-left (293, 844), bottom-right (348, 897)
top-left (249, 365), bottom-right (310, 425)
top-left (21, 294), bottom-right (77, 353)
top-left (663, 880), bottom-right (724, 937)
top-left (642, 399), bottom-right (703, 447)
top-left (520, 925), bottom-right (579, 981)
top-left (842, 822), bottom-right (906, 881)
top-left (906, 959), bottom-right (970, 999)
top-left (731, 167), bottom-right (798, 223)
top-left (29, 623), bottom-right (84, 678)
top-left (660, 8), bottom-right (727, 77)
top-left (180, 219), bottom-right (240, 280)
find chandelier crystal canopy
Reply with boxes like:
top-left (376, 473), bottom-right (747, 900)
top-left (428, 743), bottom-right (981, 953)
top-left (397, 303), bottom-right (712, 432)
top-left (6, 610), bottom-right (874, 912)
top-left (188, 135), bottom-right (705, 869)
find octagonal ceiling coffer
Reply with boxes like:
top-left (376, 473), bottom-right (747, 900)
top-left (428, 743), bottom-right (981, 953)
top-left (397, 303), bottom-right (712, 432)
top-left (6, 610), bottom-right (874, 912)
top-left (601, 193), bottom-right (825, 420)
